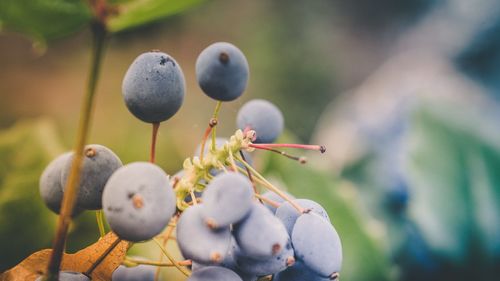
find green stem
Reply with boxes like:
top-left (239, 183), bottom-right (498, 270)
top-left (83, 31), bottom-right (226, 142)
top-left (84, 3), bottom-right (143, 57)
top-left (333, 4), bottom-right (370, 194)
top-left (125, 257), bottom-right (192, 267)
top-left (211, 101), bottom-right (223, 151)
top-left (234, 154), bottom-right (304, 213)
top-left (96, 210), bottom-right (106, 237)
top-left (199, 101), bottom-right (223, 163)
top-left (153, 238), bottom-right (191, 277)
top-left (45, 21), bottom-right (107, 281)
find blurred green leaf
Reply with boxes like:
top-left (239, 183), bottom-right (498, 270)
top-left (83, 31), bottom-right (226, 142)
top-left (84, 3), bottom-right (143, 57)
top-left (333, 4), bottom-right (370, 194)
top-left (108, 0), bottom-right (205, 33)
top-left (0, 0), bottom-right (91, 43)
top-left (0, 118), bottom-right (65, 271)
top-left (261, 136), bottom-right (392, 281)
top-left (407, 103), bottom-right (500, 266)
top-left (0, 118), bottom-right (106, 271)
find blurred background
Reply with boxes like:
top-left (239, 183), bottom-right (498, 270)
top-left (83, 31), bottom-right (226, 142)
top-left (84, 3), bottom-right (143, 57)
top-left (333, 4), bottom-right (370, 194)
top-left (1, 0), bottom-right (500, 280)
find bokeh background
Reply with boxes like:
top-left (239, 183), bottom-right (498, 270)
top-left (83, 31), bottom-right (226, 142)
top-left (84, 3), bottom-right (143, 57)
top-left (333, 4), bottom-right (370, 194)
top-left (1, 0), bottom-right (500, 280)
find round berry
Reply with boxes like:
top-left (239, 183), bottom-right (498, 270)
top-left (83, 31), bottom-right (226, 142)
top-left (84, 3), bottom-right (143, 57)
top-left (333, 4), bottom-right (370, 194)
top-left (236, 99), bottom-right (284, 143)
top-left (61, 144), bottom-right (122, 210)
top-left (202, 172), bottom-right (254, 228)
top-left (102, 162), bottom-right (176, 242)
top-left (176, 204), bottom-right (232, 264)
top-left (233, 202), bottom-right (289, 258)
top-left (274, 261), bottom-right (332, 281)
top-left (122, 51), bottom-right (185, 123)
top-left (275, 199), bottom-right (329, 235)
top-left (39, 152), bottom-right (82, 216)
top-left (292, 213), bottom-right (342, 278)
top-left (188, 266), bottom-right (242, 281)
top-left (196, 42), bottom-right (249, 101)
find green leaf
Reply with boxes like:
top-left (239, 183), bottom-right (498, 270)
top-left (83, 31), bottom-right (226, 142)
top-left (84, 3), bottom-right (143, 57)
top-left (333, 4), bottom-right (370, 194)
top-left (407, 102), bottom-right (500, 263)
top-left (260, 138), bottom-right (392, 281)
top-left (108, 0), bottom-right (205, 33)
top-left (0, 118), bottom-right (65, 271)
top-left (0, 0), bottom-right (91, 43)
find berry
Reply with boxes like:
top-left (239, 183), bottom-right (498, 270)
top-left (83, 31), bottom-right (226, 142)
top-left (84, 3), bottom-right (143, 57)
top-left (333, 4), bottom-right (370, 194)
top-left (102, 162), bottom-right (176, 242)
top-left (233, 202), bottom-right (289, 258)
top-left (275, 198), bottom-right (329, 235)
top-left (61, 144), bottom-right (122, 210)
top-left (188, 266), bottom-right (243, 281)
top-left (273, 261), bottom-right (332, 281)
top-left (196, 42), bottom-right (249, 101)
top-left (292, 213), bottom-right (342, 278)
top-left (236, 99), bottom-right (284, 143)
top-left (112, 264), bottom-right (155, 281)
top-left (122, 51), bottom-right (185, 123)
top-left (36, 271), bottom-right (90, 281)
top-left (176, 204), bottom-right (232, 264)
top-left (234, 240), bottom-right (295, 276)
top-left (202, 172), bottom-right (254, 228)
top-left (39, 152), bottom-right (82, 216)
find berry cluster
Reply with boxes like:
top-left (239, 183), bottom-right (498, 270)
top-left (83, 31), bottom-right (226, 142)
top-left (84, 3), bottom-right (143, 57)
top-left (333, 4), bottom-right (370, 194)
top-left (39, 42), bottom-right (342, 281)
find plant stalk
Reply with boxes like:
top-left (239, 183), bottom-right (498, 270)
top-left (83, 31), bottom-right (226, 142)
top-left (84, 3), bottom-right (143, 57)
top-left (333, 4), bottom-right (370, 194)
top-left (150, 122), bottom-right (160, 163)
top-left (45, 21), bottom-right (108, 281)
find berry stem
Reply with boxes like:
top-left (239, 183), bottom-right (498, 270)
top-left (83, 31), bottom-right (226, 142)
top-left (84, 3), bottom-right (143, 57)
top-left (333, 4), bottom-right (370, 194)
top-left (254, 193), bottom-right (280, 208)
top-left (190, 190), bottom-right (198, 205)
top-left (235, 155), bottom-right (304, 213)
top-left (249, 143), bottom-right (326, 153)
top-left (211, 101), bottom-right (223, 151)
top-left (218, 161), bottom-right (229, 173)
top-left (150, 122), bottom-right (160, 163)
top-left (46, 20), bottom-right (107, 281)
top-left (153, 238), bottom-right (191, 277)
top-left (155, 216), bottom-right (178, 281)
top-left (84, 235), bottom-right (122, 276)
top-left (239, 151), bottom-right (260, 201)
top-left (249, 144), bottom-right (307, 163)
top-left (198, 125), bottom-right (212, 163)
top-left (227, 147), bottom-right (238, 171)
top-left (96, 210), bottom-right (106, 238)
top-left (125, 257), bottom-right (192, 267)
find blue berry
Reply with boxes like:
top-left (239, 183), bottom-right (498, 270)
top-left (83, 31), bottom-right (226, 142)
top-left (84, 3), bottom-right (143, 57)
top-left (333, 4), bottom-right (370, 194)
top-left (275, 199), bottom-right (329, 235)
top-left (274, 261), bottom-right (332, 281)
top-left (122, 51), bottom-right (185, 123)
top-left (188, 266), bottom-right (243, 281)
top-left (233, 202), bottom-right (289, 258)
top-left (176, 204), bottom-right (232, 264)
top-left (102, 162), bottom-right (176, 242)
top-left (234, 240), bottom-right (295, 276)
top-left (61, 144), bottom-right (122, 210)
top-left (236, 99), bottom-right (284, 143)
top-left (112, 264), bottom-right (155, 281)
top-left (39, 152), bottom-right (82, 216)
top-left (196, 42), bottom-right (249, 101)
top-left (292, 213), bottom-right (342, 278)
top-left (202, 173), bottom-right (254, 228)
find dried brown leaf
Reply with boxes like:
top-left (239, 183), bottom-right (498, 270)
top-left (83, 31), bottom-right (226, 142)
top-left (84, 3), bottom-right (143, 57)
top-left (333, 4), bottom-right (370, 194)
top-left (0, 232), bottom-right (129, 281)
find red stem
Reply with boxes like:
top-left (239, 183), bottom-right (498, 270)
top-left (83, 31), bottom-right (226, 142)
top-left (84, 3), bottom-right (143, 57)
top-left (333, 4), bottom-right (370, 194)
top-left (199, 125), bottom-right (213, 162)
top-left (249, 143), bottom-right (326, 153)
top-left (150, 122), bottom-right (160, 163)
